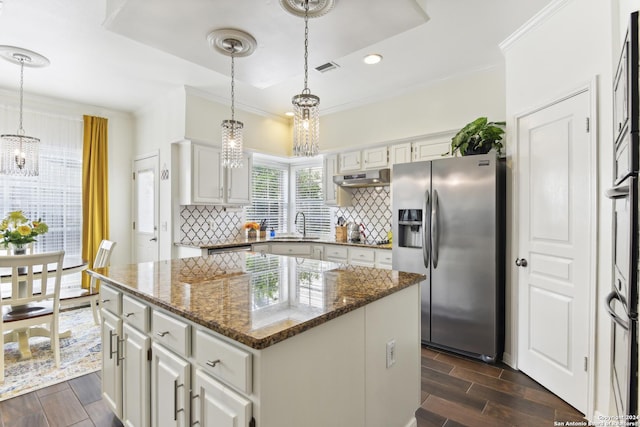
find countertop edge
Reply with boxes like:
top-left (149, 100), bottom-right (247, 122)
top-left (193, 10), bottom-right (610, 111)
top-left (88, 268), bottom-right (422, 350)
top-left (174, 238), bottom-right (392, 251)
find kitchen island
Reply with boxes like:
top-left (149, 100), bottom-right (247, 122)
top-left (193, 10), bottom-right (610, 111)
top-left (89, 252), bottom-right (424, 427)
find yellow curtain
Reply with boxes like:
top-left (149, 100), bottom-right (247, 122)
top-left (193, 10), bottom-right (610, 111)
top-left (82, 115), bottom-right (109, 289)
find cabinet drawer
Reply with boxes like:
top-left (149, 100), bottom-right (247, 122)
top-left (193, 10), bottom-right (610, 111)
top-left (194, 329), bottom-right (252, 394)
top-left (270, 243), bottom-right (311, 256)
top-left (122, 295), bottom-right (149, 332)
top-left (325, 245), bottom-right (348, 261)
top-left (100, 284), bottom-right (122, 316)
top-left (376, 250), bottom-right (392, 265)
top-left (152, 310), bottom-right (190, 357)
top-left (350, 248), bottom-right (375, 264)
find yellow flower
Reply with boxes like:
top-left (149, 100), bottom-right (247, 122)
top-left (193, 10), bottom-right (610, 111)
top-left (17, 225), bottom-right (32, 236)
top-left (0, 220), bottom-right (7, 231)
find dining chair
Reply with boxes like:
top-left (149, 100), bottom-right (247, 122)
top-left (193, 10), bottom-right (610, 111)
top-left (60, 240), bottom-right (116, 325)
top-left (0, 250), bottom-right (65, 383)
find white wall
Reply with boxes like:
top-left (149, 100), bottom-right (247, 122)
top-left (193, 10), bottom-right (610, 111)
top-left (133, 88), bottom-right (291, 260)
top-left (502, 0), bottom-right (614, 419)
top-left (0, 88), bottom-right (134, 267)
top-left (320, 66), bottom-right (506, 151)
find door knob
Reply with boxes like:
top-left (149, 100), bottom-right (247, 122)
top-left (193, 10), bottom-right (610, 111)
top-left (150, 237), bottom-right (158, 242)
top-left (515, 258), bottom-right (528, 267)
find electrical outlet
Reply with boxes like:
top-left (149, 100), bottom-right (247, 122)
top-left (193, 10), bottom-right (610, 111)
top-left (386, 339), bottom-right (396, 368)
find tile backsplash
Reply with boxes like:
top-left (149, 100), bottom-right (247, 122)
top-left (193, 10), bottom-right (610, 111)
top-left (335, 187), bottom-right (391, 243)
top-left (179, 187), bottom-right (392, 245)
top-left (179, 205), bottom-right (243, 243)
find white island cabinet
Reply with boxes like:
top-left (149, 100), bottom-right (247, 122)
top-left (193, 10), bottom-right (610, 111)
top-left (94, 254), bottom-right (422, 427)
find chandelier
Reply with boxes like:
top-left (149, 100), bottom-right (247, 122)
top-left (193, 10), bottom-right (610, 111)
top-left (208, 30), bottom-right (257, 169)
top-left (282, 0), bottom-right (334, 157)
top-left (0, 46), bottom-right (49, 176)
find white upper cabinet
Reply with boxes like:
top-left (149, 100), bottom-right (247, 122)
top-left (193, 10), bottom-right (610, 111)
top-left (324, 154), bottom-right (353, 207)
top-left (178, 141), bottom-right (252, 206)
top-left (389, 142), bottom-right (412, 165)
top-left (412, 138), bottom-right (451, 162)
top-left (339, 146), bottom-right (388, 172)
top-left (339, 150), bottom-right (362, 172)
top-left (362, 146), bottom-right (389, 169)
top-left (225, 152), bottom-right (252, 205)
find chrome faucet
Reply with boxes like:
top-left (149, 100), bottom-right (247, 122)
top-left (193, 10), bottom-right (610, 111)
top-left (295, 211), bottom-right (306, 237)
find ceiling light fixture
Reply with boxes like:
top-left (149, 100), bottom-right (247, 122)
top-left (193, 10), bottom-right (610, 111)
top-left (283, 0), bottom-right (333, 157)
top-left (208, 30), bottom-right (257, 168)
top-left (0, 46), bottom-right (49, 177)
top-left (363, 54), bottom-right (383, 65)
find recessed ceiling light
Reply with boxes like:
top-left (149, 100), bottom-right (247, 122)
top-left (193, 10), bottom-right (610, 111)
top-left (285, 111), bottom-right (294, 117)
top-left (363, 54), bottom-right (383, 65)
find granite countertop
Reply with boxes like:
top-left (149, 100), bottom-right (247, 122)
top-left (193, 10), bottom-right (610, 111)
top-left (89, 252), bottom-right (422, 350)
top-left (175, 236), bottom-right (392, 250)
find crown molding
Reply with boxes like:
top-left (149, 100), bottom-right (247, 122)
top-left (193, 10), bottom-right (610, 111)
top-left (499, 0), bottom-right (573, 53)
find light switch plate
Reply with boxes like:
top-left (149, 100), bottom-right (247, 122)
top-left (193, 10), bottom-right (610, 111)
top-left (386, 339), bottom-right (396, 368)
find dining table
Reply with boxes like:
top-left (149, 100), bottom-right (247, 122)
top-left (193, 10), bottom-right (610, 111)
top-left (0, 254), bottom-right (88, 360)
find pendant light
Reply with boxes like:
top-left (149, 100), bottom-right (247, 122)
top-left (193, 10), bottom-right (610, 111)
top-left (0, 46), bottom-right (49, 176)
top-left (282, 0), bottom-right (334, 157)
top-left (207, 29), bottom-right (257, 169)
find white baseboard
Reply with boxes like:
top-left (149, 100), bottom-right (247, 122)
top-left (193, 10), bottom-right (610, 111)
top-left (404, 417), bottom-right (417, 427)
top-left (502, 351), bottom-right (516, 369)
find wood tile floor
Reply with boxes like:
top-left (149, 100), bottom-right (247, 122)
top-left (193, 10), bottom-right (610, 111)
top-left (0, 345), bottom-right (587, 427)
top-left (417, 346), bottom-right (588, 427)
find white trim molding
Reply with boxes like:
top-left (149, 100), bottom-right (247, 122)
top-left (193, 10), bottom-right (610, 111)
top-left (499, 0), bottom-right (573, 52)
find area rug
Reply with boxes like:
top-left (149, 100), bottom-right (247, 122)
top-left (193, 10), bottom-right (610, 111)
top-left (0, 306), bottom-right (101, 401)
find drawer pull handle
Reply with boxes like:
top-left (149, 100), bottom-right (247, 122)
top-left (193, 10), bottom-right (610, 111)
top-left (206, 359), bottom-right (221, 368)
top-left (117, 337), bottom-right (125, 366)
top-left (124, 312), bottom-right (134, 317)
top-left (101, 298), bottom-right (111, 303)
top-left (174, 380), bottom-right (184, 421)
top-left (156, 331), bottom-right (170, 337)
top-left (109, 330), bottom-right (118, 359)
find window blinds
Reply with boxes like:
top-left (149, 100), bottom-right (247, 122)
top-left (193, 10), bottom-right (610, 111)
top-left (245, 163), bottom-right (289, 232)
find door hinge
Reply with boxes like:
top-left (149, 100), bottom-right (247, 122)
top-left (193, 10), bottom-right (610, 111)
top-left (133, 221), bottom-right (136, 231)
top-left (133, 172), bottom-right (136, 180)
top-left (147, 348), bottom-right (152, 361)
top-left (584, 356), bottom-right (588, 371)
top-left (586, 117), bottom-right (590, 133)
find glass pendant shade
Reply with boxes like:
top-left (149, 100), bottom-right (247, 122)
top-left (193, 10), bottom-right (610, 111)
top-left (0, 48), bottom-right (48, 177)
top-left (221, 119), bottom-right (243, 168)
top-left (0, 133), bottom-right (39, 176)
top-left (292, 92), bottom-right (320, 157)
top-left (290, 0), bottom-right (323, 157)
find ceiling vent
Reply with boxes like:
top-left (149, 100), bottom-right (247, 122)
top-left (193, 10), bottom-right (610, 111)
top-left (315, 62), bottom-right (339, 73)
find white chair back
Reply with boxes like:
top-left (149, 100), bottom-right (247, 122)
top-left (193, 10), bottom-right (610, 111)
top-left (93, 240), bottom-right (116, 269)
top-left (0, 251), bottom-right (65, 307)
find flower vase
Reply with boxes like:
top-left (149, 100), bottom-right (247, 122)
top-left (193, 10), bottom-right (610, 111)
top-left (10, 243), bottom-right (27, 255)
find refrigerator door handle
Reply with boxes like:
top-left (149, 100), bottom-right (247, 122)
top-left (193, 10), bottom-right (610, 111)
top-left (606, 290), bottom-right (630, 330)
top-left (432, 189), bottom-right (439, 269)
top-left (423, 190), bottom-right (430, 268)
top-left (605, 172), bottom-right (634, 199)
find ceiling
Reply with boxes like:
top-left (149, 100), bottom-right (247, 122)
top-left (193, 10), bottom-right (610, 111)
top-left (0, 0), bottom-right (551, 118)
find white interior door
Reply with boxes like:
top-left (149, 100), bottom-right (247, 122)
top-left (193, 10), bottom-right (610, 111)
top-left (516, 90), bottom-right (592, 413)
top-left (133, 154), bottom-right (159, 263)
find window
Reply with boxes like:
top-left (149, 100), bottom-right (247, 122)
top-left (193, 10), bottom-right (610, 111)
top-left (0, 106), bottom-right (83, 257)
top-left (292, 164), bottom-right (332, 236)
top-left (245, 161), bottom-right (288, 232)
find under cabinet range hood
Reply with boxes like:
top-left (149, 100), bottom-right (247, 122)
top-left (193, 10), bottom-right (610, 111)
top-left (333, 168), bottom-right (391, 188)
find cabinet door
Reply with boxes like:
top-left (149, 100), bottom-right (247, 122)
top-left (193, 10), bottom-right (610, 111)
top-left (412, 138), bottom-right (451, 161)
top-left (389, 143), bottom-right (412, 165)
top-left (226, 152), bottom-right (252, 205)
top-left (323, 154), bottom-right (338, 204)
top-left (339, 151), bottom-right (361, 172)
top-left (123, 324), bottom-right (151, 427)
top-left (101, 309), bottom-right (123, 419)
top-left (192, 369), bottom-right (252, 427)
top-left (193, 144), bottom-right (223, 204)
top-left (362, 146), bottom-right (388, 169)
top-left (151, 343), bottom-right (191, 427)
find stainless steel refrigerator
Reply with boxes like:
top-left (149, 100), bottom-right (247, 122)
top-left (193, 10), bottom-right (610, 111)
top-left (392, 153), bottom-right (505, 362)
